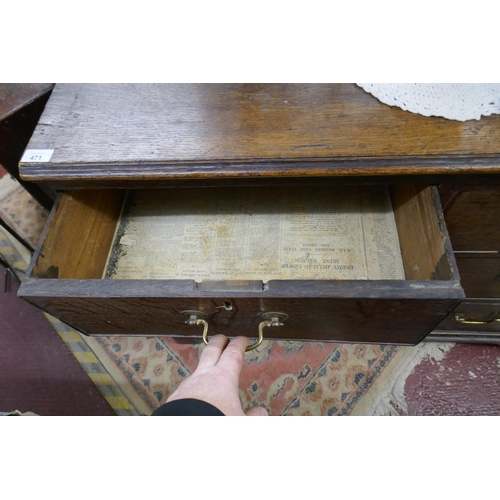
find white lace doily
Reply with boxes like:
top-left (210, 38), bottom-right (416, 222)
top-left (357, 83), bottom-right (500, 121)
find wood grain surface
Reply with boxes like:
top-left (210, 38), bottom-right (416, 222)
top-left (19, 286), bottom-right (461, 344)
top-left (19, 83), bottom-right (500, 184)
top-left (32, 190), bottom-right (124, 279)
top-left (441, 184), bottom-right (500, 251)
top-left (392, 185), bottom-right (451, 280)
top-left (454, 254), bottom-right (500, 298)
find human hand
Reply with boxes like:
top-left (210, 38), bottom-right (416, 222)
top-left (166, 335), bottom-right (268, 416)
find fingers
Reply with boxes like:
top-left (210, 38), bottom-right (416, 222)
top-left (197, 334), bottom-right (230, 369)
top-left (245, 406), bottom-right (268, 416)
top-left (217, 335), bottom-right (249, 373)
top-left (197, 335), bottom-right (248, 375)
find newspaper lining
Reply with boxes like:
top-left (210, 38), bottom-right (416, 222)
top-left (104, 186), bottom-right (405, 281)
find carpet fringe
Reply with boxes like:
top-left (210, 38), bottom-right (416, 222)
top-left (369, 342), bottom-right (455, 415)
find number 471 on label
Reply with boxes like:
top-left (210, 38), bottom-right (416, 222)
top-left (21, 149), bottom-right (54, 162)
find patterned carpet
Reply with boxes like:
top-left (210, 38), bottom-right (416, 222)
top-left (83, 335), bottom-right (452, 415)
top-left (0, 173), bottom-right (461, 415)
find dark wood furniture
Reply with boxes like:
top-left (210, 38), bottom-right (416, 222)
top-left (0, 84), bottom-right (55, 210)
top-left (16, 84), bottom-right (500, 344)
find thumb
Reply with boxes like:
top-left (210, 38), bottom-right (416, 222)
top-left (245, 406), bottom-right (268, 416)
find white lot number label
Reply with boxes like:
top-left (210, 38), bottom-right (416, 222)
top-left (21, 149), bottom-right (54, 162)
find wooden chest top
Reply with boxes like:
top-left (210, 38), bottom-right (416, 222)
top-left (19, 83), bottom-right (500, 186)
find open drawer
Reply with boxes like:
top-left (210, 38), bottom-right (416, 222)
top-left (19, 184), bottom-right (464, 345)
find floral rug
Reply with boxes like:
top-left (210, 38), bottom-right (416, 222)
top-left (83, 334), bottom-right (453, 415)
top-left (1, 174), bottom-right (455, 416)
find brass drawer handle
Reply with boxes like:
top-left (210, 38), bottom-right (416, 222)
top-left (183, 311), bottom-right (287, 352)
top-left (200, 318), bottom-right (267, 352)
top-left (453, 313), bottom-right (500, 325)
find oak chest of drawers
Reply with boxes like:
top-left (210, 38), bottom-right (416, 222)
top-left (17, 83), bottom-right (500, 345)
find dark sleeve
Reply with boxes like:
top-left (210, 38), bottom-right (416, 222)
top-left (151, 398), bottom-right (225, 416)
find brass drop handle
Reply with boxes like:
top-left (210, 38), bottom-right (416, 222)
top-left (200, 318), bottom-right (271, 352)
top-left (453, 313), bottom-right (500, 325)
top-left (183, 311), bottom-right (287, 352)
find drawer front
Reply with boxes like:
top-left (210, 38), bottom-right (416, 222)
top-left (22, 288), bottom-right (460, 345)
top-left (442, 185), bottom-right (500, 251)
top-left (455, 253), bottom-right (500, 298)
top-left (432, 301), bottom-right (500, 334)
